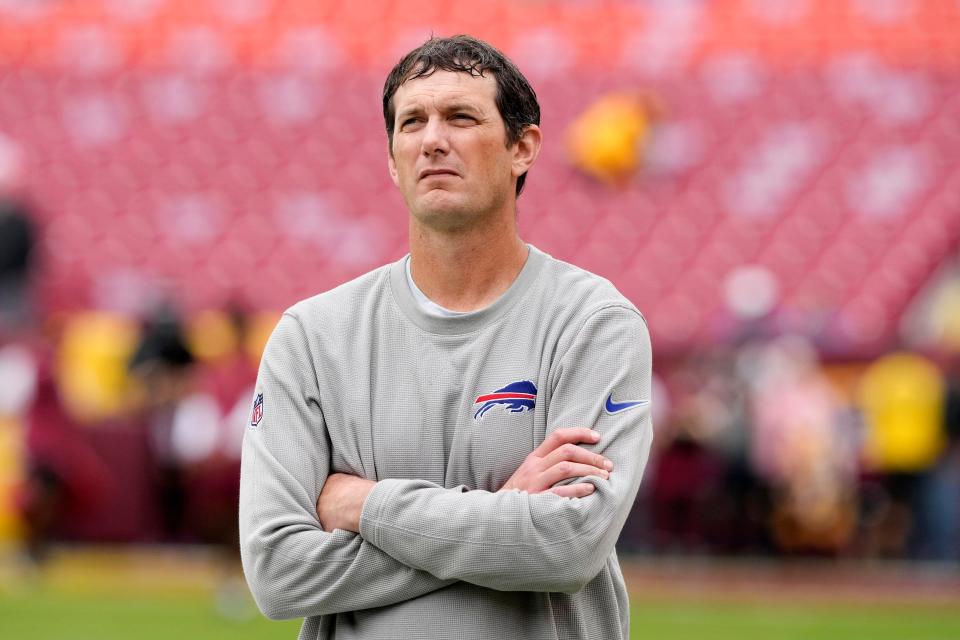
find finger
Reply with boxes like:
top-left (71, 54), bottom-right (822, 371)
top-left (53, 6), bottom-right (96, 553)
top-left (540, 442), bottom-right (612, 472)
top-left (540, 461), bottom-right (609, 489)
top-left (550, 483), bottom-right (595, 498)
top-left (532, 427), bottom-right (600, 457)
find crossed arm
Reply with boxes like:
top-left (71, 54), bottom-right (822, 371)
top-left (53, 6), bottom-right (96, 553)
top-left (240, 306), bottom-right (652, 619)
top-left (316, 427), bottom-right (612, 533)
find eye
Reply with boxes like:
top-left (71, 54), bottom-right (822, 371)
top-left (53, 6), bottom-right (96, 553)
top-left (399, 117), bottom-right (422, 130)
top-left (451, 113), bottom-right (476, 123)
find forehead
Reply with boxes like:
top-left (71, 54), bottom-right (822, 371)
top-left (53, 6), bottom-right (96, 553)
top-left (392, 69), bottom-right (497, 114)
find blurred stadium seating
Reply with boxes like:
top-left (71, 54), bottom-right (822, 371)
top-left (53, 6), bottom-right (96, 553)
top-left (0, 0), bottom-right (956, 355)
top-left (0, 0), bottom-right (958, 562)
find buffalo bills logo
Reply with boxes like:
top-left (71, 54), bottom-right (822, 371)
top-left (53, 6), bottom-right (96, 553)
top-left (474, 380), bottom-right (537, 420)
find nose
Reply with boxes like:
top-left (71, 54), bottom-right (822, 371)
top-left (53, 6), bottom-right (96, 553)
top-left (420, 117), bottom-right (450, 157)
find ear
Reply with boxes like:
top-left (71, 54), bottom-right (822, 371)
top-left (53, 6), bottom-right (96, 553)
top-left (511, 124), bottom-right (542, 179)
top-left (387, 145), bottom-right (399, 187)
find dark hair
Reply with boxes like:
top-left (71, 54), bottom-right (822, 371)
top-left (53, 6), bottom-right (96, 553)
top-left (383, 35), bottom-right (541, 197)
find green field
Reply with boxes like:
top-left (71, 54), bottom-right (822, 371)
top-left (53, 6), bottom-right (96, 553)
top-left (0, 590), bottom-right (960, 640)
top-left (4, 586), bottom-right (960, 639)
top-left (631, 600), bottom-right (960, 640)
top-left (1, 550), bottom-right (958, 639)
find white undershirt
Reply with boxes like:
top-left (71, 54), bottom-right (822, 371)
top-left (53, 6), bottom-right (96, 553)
top-left (404, 256), bottom-right (471, 318)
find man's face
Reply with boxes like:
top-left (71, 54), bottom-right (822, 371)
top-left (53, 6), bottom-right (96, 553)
top-left (388, 70), bottom-right (518, 232)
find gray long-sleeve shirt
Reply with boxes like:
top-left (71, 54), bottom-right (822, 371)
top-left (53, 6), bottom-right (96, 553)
top-left (239, 245), bottom-right (653, 639)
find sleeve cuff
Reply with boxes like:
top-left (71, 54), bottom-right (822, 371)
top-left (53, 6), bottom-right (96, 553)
top-left (358, 478), bottom-right (401, 546)
top-left (358, 479), bottom-right (472, 546)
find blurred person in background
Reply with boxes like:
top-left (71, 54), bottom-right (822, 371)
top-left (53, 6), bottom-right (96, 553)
top-left (694, 346), bottom-right (768, 554)
top-left (240, 35), bottom-right (653, 640)
top-left (648, 346), bottom-right (771, 555)
top-left (128, 302), bottom-right (195, 542)
top-left (858, 350), bottom-right (946, 558)
top-left (648, 351), bottom-right (729, 554)
top-left (16, 339), bottom-right (111, 565)
top-left (929, 351), bottom-right (960, 562)
top-left (175, 305), bottom-right (260, 617)
top-left (0, 134), bottom-right (36, 333)
top-left (181, 306), bottom-right (257, 549)
top-left (745, 336), bottom-right (858, 556)
top-left (0, 198), bottom-right (36, 331)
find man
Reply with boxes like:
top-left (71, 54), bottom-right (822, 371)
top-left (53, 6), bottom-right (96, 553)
top-left (240, 35), bottom-right (653, 639)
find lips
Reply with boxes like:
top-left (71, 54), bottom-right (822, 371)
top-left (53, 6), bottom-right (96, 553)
top-left (418, 168), bottom-right (460, 180)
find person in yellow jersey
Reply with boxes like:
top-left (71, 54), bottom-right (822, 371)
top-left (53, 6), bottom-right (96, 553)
top-left (859, 351), bottom-right (945, 557)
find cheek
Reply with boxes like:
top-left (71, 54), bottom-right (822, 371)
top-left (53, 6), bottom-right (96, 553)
top-left (482, 148), bottom-right (515, 187)
top-left (393, 154), bottom-right (418, 188)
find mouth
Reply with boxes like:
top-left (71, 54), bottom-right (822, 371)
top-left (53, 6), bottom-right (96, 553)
top-left (418, 168), bottom-right (460, 180)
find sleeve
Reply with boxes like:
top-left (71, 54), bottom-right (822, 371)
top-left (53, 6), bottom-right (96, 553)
top-left (239, 313), bottom-right (454, 620)
top-left (358, 304), bottom-right (653, 593)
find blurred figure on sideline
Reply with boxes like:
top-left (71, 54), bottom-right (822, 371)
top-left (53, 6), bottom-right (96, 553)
top-left (746, 336), bottom-right (858, 555)
top-left (859, 351), bottom-right (945, 558)
top-left (648, 347), bottom-right (760, 554)
top-left (129, 302), bottom-right (195, 541)
top-left (929, 352), bottom-right (960, 562)
top-left (0, 134), bottom-right (36, 332)
top-left (17, 343), bottom-right (110, 563)
top-left (175, 305), bottom-right (259, 618)
top-left (0, 198), bottom-right (36, 330)
top-left (180, 306), bottom-right (257, 552)
top-left (647, 385), bottom-right (723, 552)
top-left (177, 307), bottom-right (258, 544)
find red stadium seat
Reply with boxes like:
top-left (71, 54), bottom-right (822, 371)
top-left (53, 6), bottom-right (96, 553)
top-left (2, 46), bottom-right (955, 354)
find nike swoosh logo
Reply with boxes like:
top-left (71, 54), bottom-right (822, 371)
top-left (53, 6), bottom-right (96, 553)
top-left (604, 394), bottom-right (649, 414)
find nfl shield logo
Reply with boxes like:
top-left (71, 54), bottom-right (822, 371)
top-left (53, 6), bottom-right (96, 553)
top-left (250, 393), bottom-right (264, 427)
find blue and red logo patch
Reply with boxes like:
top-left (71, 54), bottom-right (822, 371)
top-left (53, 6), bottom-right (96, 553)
top-left (474, 380), bottom-right (537, 420)
top-left (250, 393), bottom-right (264, 427)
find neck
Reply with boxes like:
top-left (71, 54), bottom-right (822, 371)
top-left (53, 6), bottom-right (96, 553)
top-left (408, 214), bottom-right (528, 312)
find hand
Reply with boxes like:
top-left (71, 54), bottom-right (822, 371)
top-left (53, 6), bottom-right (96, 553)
top-left (499, 427), bottom-right (613, 498)
top-left (316, 473), bottom-right (376, 533)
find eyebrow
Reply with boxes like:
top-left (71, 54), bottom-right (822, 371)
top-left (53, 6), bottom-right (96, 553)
top-left (395, 104), bottom-right (422, 118)
top-left (443, 103), bottom-right (481, 114)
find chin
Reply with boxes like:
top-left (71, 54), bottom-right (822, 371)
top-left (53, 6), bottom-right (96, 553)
top-left (410, 191), bottom-right (467, 226)
top-left (413, 205), bottom-right (475, 233)
top-left (408, 188), bottom-right (503, 233)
